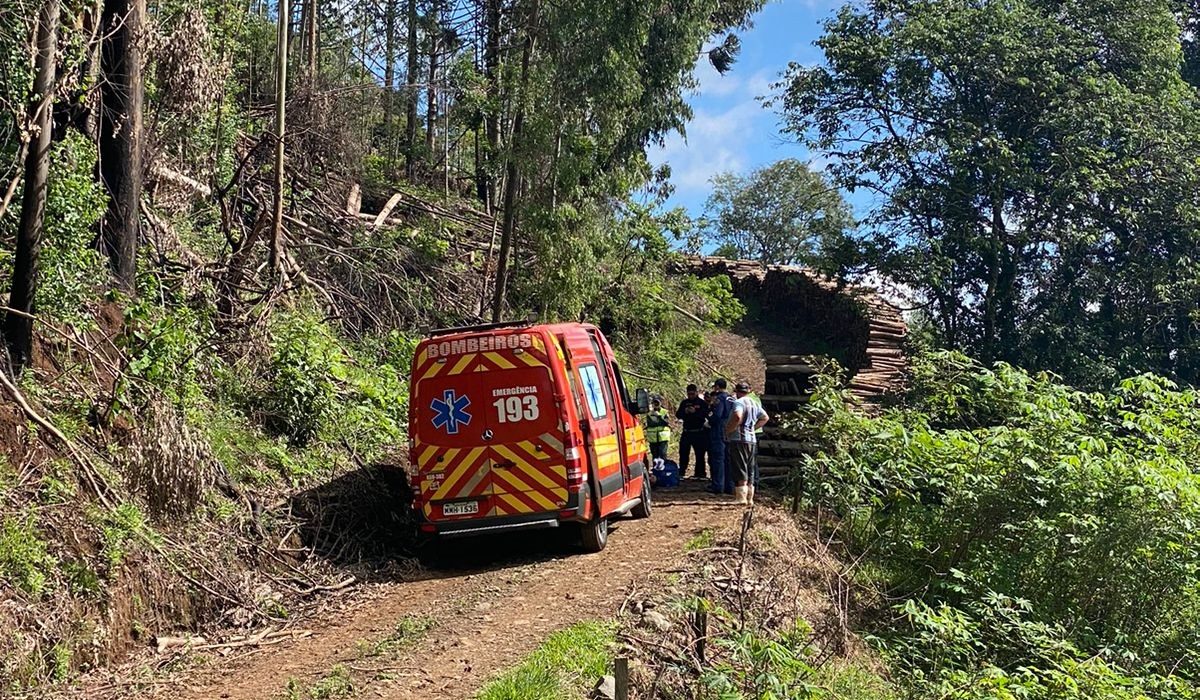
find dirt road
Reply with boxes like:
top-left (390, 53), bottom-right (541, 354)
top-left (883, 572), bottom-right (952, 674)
top-left (131, 484), bottom-right (741, 700)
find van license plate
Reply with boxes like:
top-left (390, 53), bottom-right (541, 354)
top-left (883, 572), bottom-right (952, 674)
top-left (442, 501), bottom-right (479, 516)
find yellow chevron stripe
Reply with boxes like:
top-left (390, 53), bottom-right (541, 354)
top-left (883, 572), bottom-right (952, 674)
top-left (448, 353), bottom-right (475, 376)
top-left (484, 352), bottom-right (517, 370)
top-left (419, 362), bottom-right (442, 382)
top-left (499, 492), bottom-right (534, 514)
top-left (516, 351), bottom-right (542, 368)
top-left (432, 448), bottom-right (481, 500)
top-left (513, 459), bottom-right (560, 493)
top-left (514, 439), bottom-right (548, 460)
top-left (417, 445), bottom-right (439, 470)
top-left (494, 469), bottom-right (558, 510)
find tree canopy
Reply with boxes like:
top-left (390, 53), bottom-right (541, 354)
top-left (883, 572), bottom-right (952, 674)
top-left (778, 0), bottom-right (1200, 386)
top-left (703, 158), bottom-right (858, 275)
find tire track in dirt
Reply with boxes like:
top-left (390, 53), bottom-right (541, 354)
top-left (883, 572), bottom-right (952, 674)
top-left (139, 485), bottom-right (741, 700)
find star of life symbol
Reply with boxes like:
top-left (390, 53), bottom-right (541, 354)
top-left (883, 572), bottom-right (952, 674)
top-left (432, 389), bottom-right (472, 435)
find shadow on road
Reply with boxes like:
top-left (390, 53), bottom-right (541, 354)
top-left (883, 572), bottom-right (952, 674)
top-left (284, 469), bottom-right (725, 583)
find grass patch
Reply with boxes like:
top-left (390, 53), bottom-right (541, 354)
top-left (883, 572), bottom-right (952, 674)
top-left (356, 614), bottom-right (436, 658)
top-left (812, 660), bottom-right (897, 699)
top-left (684, 528), bottom-right (716, 551)
top-left (476, 621), bottom-right (615, 700)
top-left (283, 664), bottom-right (354, 699)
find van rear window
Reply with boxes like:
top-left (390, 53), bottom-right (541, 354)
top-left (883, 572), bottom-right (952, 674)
top-left (578, 365), bottom-right (608, 419)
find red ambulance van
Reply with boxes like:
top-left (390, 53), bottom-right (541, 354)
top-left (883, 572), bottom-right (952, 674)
top-left (408, 321), bottom-right (653, 551)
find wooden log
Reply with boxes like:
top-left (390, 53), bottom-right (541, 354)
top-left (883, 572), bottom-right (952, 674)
top-left (761, 394), bottom-right (811, 404)
top-left (764, 364), bottom-right (817, 375)
top-left (372, 192), bottom-right (404, 226)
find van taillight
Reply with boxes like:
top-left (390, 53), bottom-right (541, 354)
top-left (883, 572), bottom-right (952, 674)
top-left (565, 443), bottom-right (586, 491)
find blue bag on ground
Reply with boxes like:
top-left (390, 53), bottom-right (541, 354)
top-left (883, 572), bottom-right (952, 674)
top-left (651, 459), bottom-right (680, 488)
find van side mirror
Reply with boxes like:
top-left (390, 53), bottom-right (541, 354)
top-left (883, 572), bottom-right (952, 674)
top-left (631, 388), bottom-right (651, 415)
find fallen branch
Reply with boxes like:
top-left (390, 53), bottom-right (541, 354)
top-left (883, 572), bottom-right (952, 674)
top-left (650, 293), bottom-right (706, 326)
top-left (622, 367), bottom-right (661, 383)
top-left (189, 628), bottom-right (314, 652)
top-left (0, 362), bottom-right (115, 509)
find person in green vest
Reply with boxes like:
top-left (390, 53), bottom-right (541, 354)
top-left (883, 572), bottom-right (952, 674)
top-left (644, 397), bottom-right (672, 462)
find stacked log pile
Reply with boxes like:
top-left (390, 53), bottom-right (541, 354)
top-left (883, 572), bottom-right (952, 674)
top-left (676, 257), bottom-right (909, 482)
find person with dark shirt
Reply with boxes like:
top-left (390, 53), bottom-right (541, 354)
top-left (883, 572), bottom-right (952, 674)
top-left (675, 384), bottom-right (709, 479)
top-left (707, 378), bottom-right (736, 495)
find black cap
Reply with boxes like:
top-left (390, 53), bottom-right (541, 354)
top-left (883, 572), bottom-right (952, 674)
top-left (734, 381), bottom-right (751, 393)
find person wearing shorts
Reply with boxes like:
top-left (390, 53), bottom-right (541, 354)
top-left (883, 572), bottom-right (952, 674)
top-left (724, 381), bottom-right (769, 505)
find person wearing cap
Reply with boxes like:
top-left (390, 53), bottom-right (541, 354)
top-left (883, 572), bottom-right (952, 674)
top-left (643, 397), bottom-right (672, 463)
top-left (725, 381), bottom-right (770, 505)
top-left (707, 378), bottom-right (736, 495)
top-left (676, 384), bottom-right (710, 479)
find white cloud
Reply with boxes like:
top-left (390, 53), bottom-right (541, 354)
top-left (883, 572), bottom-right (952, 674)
top-left (648, 100), bottom-right (768, 198)
top-left (694, 59), bottom-right (743, 98)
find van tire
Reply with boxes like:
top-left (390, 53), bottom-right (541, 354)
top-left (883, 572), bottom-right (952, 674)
top-left (580, 516), bottom-right (609, 552)
top-left (631, 478), bottom-right (652, 519)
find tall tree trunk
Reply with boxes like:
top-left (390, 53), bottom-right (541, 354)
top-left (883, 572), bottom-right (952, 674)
top-left (302, 0), bottom-right (317, 79)
top-left (98, 0), bottom-right (145, 292)
top-left (404, 0), bottom-right (420, 179)
top-left (490, 0), bottom-right (537, 322)
top-left (382, 0), bottom-right (398, 168)
top-left (481, 0), bottom-right (502, 212)
top-left (425, 0), bottom-right (441, 157)
top-left (270, 0), bottom-right (289, 276)
top-left (4, 0), bottom-right (60, 371)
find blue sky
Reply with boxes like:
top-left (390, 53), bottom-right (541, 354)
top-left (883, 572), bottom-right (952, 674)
top-left (647, 0), bottom-right (845, 218)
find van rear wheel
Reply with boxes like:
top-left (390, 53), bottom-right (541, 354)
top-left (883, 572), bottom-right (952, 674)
top-left (580, 516), bottom-right (609, 552)
top-left (631, 478), bottom-right (652, 519)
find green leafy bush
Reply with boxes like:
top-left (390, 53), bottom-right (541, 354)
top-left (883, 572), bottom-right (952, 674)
top-left (32, 133), bottom-right (108, 327)
top-left (258, 313), bottom-right (411, 463)
top-left (790, 351), bottom-right (1200, 695)
top-left (0, 515), bottom-right (55, 597)
top-left (124, 302), bottom-right (215, 410)
top-left (261, 313), bottom-right (345, 447)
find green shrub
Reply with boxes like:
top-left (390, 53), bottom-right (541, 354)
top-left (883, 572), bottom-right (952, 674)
top-left (262, 313), bottom-right (345, 447)
top-left (701, 623), bottom-right (822, 699)
top-left (790, 351), bottom-right (1200, 693)
top-left (0, 515), bottom-right (55, 597)
top-left (94, 503), bottom-right (155, 569)
top-left (16, 132), bottom-right (108, 327)
top-left (124, 302), bottom-right (215, 410)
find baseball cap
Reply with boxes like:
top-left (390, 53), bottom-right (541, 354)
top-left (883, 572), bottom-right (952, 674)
top-left (734, 381), bottom-right (751, 393)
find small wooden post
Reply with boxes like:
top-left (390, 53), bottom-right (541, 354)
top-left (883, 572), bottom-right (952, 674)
top-left (693, 608), bottom-right (708, 665)
top-left (615, 656), bottom-right (629, 700)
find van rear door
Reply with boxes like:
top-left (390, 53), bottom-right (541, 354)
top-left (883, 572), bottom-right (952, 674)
top-left (413, 331), bottom-right (567, 521)
top-left (412, 358), bottom-right (493, 522)
top-left (477, 357), bottom-right (567, 516)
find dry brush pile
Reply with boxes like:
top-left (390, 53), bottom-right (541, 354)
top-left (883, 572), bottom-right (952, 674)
top-left (613, 504), bottom-right (891, 699)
